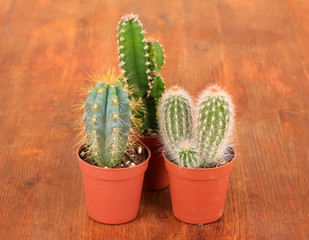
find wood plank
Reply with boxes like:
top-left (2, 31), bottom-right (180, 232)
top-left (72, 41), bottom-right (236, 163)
top-left (0, 0), bottom-right (308, 239)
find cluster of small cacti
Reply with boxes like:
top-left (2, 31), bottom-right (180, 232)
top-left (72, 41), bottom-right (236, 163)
top-left (117, 14), bottom-right (165, 132)
top-left (159, 86), bottom-right (234, 168)
top-left (82, 69), bottom-right (137, 167)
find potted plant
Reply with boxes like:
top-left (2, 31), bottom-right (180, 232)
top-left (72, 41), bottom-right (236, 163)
top-left (117, 14), bottom-right (169, 190)
top-left (76, 69), bottom-right (150, 224)
top-left (158, 85), bottom-right (236, 224)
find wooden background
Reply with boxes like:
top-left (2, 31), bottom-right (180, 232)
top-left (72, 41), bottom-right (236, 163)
top-left (0, 0), bottom-right (308, 239)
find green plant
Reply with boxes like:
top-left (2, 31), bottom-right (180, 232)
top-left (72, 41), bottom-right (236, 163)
top-left (177, 140), bottom-right (198, 168)
top-left (158, 87), bottom-right (193, 159)
top-left (82, 69), bottom-right (133, 167)
top-left (159, 85), bottom-right (235, 168)
top-left (196, 86), bottom-right (234, 167)
top-left (117, 14), bottom-right (165, 133)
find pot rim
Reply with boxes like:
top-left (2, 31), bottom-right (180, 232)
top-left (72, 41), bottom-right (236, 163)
top-left (77, 143), bottom-right (151, 180)
top-left (77, 144), bottom-right (151, 171)
top-left (163, 148), bottom-right (235, 180)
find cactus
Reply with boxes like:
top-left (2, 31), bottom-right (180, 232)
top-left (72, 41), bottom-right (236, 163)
top-left (117, 14), bottom-right (165, 132)
top-left (159, 85), bottom-right (235, 168)
top-left (158, 87), bottom-right (193, 163)
top-left (177, 141), bottom-right (198, 168)
top-left (196, 86), bottom-right (234, 167)
top-left (83, 69), bottom-right (132, 167)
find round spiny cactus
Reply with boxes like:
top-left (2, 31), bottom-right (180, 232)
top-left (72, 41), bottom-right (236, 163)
top-left (177, 141), bottom-right (198, 168)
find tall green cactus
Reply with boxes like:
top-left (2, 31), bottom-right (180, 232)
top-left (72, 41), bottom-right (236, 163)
top-left (83, 70), bottom-right (132, 167)
top-left (159, 85), bottom-right (234, 168)
top-left (117, 14), bottom-right (165, 132)
top-left (158, 87), bottom-right (193, 163)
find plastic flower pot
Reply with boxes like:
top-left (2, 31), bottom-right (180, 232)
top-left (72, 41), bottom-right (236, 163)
top-left (77, 144), bottom-right (150, 224)
top-left (137, 135), bottom-right (169, 191)
top-left (164, 149), bottom-right (235, 224)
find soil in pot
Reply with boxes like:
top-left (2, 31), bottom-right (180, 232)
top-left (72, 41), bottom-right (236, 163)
top-left (79, 144), bottom-right (147, 168)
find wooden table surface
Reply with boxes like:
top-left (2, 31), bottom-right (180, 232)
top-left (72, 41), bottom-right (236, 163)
top-left (1, 0), bottom-right (308, 239)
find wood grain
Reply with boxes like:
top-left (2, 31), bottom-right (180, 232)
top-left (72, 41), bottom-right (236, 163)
top-left (0, 0), bottom-right (308, 239)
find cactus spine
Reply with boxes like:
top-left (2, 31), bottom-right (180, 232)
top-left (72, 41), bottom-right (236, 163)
top-left (83, 70), bottom-right (132, 167)
top-left (117, 14), bottom-right (165, 132)
top-left (159, 85), bottom-right (234, 168)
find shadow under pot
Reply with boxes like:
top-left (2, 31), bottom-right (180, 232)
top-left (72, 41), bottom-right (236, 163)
top-left (77, 144), bottom-right (150, 224)
top-left (164, 148), bottom-right (235, 224)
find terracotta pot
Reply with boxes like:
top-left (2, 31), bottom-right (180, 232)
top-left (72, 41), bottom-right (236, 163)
top-left (137, 135), bottom-right (169, 190)
top-left (77, 144), bottom-right (150, 224)
top-left (164, 149), bottom-right (235, 224)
